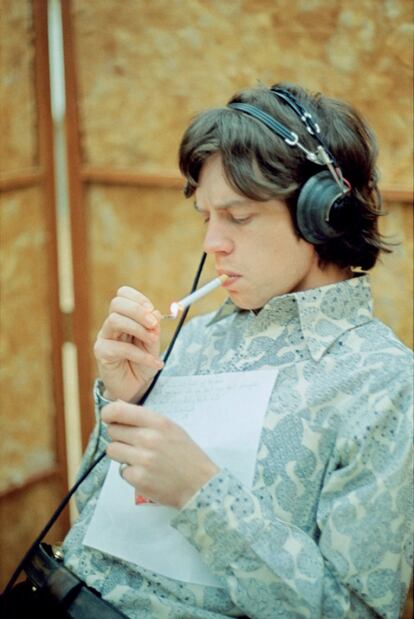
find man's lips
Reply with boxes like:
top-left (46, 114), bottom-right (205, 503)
top-left (218, 271), bottom-right (241, 288)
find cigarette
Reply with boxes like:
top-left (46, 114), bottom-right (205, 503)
top-left (166, 274), bottom-right (228, 319)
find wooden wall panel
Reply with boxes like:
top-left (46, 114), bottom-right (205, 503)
top-left (0, 477), bottom-right (68, 587)
top-left (71, 0), bottom-right (413, 189)
top-left (370, 201), bottom-right (413, 348)
top-left (0, 0), bottom-right (38, 172)
top-left (0, 0), bottom-right (69, 591)
top-left (0, 186), bottom-right (58, 490)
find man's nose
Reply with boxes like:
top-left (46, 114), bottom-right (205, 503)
top-left (203, 220), bottom-right (233, 255)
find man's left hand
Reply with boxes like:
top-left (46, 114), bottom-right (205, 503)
top-left (102, 400), bottom-right (220, 509)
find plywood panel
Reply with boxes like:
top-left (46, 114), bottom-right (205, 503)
top-left (0, 476), bottom-right (69, 589)
top-left (0, 186), bottom-right (57, 492)
top-left (0, 0), bottom-right (38, 172)
top-left (370, 201), bottom-right (413, 349)
top-left (71, 0), bottom-right (413, 189)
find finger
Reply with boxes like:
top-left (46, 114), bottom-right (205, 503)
top-left (107, 297), bottom-right (159, 331)
top-left (107, 442), bottom-right (153, 491)
top-left (106, 441), bottom-right (142, 467)
top-left (101, 312), bottom-right (158, 346)
top-left (117, 288), bottom-right (162, 326)
top-left (152, 309), bottom-right (162, 321)
top-left (94, 339), bottom-right (164, 370)
top-left (106, 423), bottom-right (140, 444)
top-left (102, 401), bottom-right (167, 429)
top-left (107, 423), bottom-right (158, 447)
top-left (116, 286), bottom-right (154, 310)
top-left (107, 443), bottom-right (151, 494)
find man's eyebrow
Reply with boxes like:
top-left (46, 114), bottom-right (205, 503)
top-left (193, 198), bottom-right (254, 212)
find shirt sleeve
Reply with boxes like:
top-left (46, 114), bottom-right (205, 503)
top-left (71, 379), bottom-right (112, 513)
top-left (171, 374), bottom-right (413, 619)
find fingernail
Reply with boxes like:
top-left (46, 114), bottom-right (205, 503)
top-left (143, 301), bottom-right (153, 311)
top-left (146, 314), bottom-right (157, 327)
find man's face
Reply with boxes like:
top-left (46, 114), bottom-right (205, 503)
top-left (194, 153), bottom-right (322, 310)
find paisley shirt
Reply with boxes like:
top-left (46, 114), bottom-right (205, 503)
top-left (63, 276), bottom-right (413, 619)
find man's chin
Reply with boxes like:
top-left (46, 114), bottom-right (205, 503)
top-left (228, 292), bottom-right (259, 311)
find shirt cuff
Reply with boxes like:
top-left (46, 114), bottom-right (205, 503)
top-left (171, 468), bottom-right (265, 574)
top-left (92, 378), bottom-right (112, 442)
top-left (93, 378), bottom-right (114, 412)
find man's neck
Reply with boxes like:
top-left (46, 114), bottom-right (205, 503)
top-left (295, 262), bottom-right (353, 293)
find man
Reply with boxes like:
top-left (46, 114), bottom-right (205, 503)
top-left (62, 83), bottom-right (412, 618)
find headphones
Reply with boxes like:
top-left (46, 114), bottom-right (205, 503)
top-left (228, 88), bottom-right (353, 244)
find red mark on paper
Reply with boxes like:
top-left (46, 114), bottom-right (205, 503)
top-left (135, 494), bottom-right (155, 505)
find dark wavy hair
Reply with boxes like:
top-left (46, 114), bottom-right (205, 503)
top-left (179, 82), bottom-right (391, 270)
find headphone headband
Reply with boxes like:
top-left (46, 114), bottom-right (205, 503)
top-left (228, 102), bottom-right (327, 165)
top-left (228, 94), bottom-right (350, 193)
top-left (228, 102), bottom-right (297, 144)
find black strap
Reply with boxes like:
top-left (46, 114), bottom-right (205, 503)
top-left (228, 102), bottom-right (297, 143)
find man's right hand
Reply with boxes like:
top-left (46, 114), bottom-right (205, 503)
top-left (94, 286), bottom-right (164, 403)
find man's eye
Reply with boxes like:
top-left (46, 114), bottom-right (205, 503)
top-left (231, 215), bottom-right (252, 225)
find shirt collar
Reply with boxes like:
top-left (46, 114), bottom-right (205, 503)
top-left (207, 275), bottom-right (373, 362)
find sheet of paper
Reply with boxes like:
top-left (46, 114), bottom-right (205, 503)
top-left (83, 370), bottom-right (277, 587)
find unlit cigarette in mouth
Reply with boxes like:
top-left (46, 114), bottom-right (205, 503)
top-left (164, 274), bottom-right (228, 319)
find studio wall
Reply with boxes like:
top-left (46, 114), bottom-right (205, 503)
top-left (0, 0), bottom-right (68, 588)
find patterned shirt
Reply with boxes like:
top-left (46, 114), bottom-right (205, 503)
top-left (63, 276), bottom-right (413, 618)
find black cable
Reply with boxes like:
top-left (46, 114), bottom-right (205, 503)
top-left (1, 252), bottom-right (207, 596)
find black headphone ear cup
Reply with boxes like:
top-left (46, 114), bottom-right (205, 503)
top-left (296, 171), bottom-right (351, 244)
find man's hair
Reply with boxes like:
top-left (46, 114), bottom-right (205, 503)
top-left (179, 82), bottom-right (390, 270)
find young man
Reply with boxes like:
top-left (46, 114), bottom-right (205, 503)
top-left (62, 83), bottom-right (412, 618)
